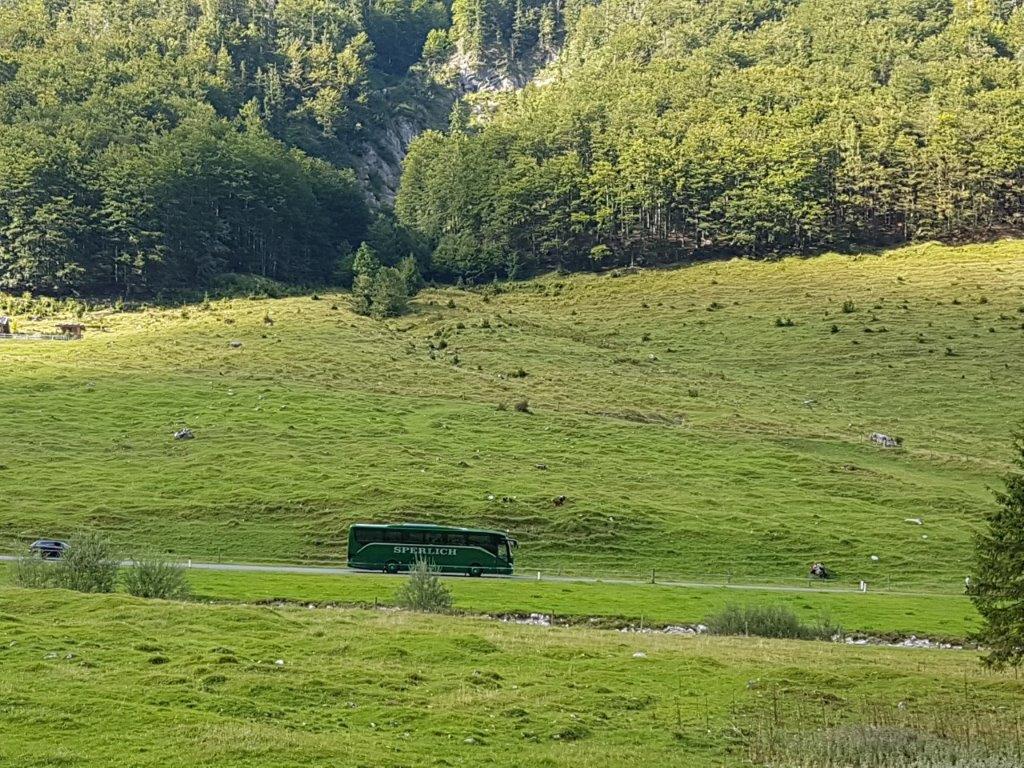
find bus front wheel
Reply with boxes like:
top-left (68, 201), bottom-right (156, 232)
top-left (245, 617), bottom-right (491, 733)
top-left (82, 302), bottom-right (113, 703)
top-left (468, 565), bottom-right (482, 577)
top-left (384, 561), bottom-right (399, 574)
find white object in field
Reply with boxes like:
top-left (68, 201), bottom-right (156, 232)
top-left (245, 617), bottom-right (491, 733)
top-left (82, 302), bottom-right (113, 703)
top-left (869, 432), bottom-right (899, 448)
top-left (859, 581), bottom-right (867, 593)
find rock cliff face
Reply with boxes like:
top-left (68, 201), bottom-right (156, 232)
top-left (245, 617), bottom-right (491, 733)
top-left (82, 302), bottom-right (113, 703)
top-left (355, 49), bottom-right (558, 206)
top-left (452, 50), bottom-right (549, 94)
top-left (354, 114), bottom-right (426, 206)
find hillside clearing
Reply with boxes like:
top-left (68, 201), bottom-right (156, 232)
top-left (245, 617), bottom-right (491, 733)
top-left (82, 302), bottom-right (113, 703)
top-left (2, 241), bottom-right (1022, 588)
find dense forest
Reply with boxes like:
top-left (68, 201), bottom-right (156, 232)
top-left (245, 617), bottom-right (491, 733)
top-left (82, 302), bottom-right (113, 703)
top-left (4, 0), bottom-right (1024, 294)
top-left (0, 0), bottom-right (449, 295)
top-left (398, 0), bottom-right (1024, 280)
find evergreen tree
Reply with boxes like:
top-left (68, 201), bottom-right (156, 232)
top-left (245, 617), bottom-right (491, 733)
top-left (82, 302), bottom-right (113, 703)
top-left (351, 242), bottom-right (381, 315)
top-left (351, 271), bottom-right (375, 315)
top-left (352, 242), bottom-right (382, 276)
top-left (369, 266), bottom-right (410, 318)
top-left (970, 433), bottom-right (1024, 668)
top-left (397, 255), bottom-right (424, 294)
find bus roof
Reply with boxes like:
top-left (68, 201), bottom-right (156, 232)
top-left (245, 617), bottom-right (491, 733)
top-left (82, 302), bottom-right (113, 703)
top-left (350, 522), bottom-right (511, 538)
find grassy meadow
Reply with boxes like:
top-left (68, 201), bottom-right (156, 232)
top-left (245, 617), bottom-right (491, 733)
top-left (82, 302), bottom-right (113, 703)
top-left (2, 241), bottom-right (1023, 590)
top-left (183, 569), bottom-right (980, 640)
top-left (2, 586), bottom-right (1022, 768)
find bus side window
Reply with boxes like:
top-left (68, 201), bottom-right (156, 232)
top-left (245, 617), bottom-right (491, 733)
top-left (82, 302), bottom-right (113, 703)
top-left (468, 533), bottom-right (496, 555)
top-left (384, 529), bottom-right (402, 543)
top-left (425, 531), bottom-right (444, 545)
top-left (404, 530), bottom-right (425, 545)
top-left (447, 532), bottom-right (467, 546)
top-left (354, 528), bottom-right (372, 546)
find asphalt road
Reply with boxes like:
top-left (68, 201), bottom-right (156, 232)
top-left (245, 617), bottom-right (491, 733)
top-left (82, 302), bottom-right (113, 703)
top-left (0, 554), bottom-right (956, 596)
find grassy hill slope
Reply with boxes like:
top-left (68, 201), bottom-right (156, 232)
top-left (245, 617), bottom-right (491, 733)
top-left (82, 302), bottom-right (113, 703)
top-left (2, 241), bottom-right (1022, 587)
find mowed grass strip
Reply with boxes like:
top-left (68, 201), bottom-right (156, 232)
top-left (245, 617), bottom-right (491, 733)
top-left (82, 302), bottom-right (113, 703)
top-left (0, 587), bottom-right (1020, 767)
top-left (182, 569), bottom-right (980, 640)
top-left (0, 563), bottom-right (980, 638)
top-left (1, 241), bottom-right (1022, 586)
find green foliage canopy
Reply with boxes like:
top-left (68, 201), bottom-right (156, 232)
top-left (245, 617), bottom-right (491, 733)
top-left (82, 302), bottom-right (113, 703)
top-left (399, 0), bottom-right (1024, 280)
top-left (0, 0), bottom-right (449, 295)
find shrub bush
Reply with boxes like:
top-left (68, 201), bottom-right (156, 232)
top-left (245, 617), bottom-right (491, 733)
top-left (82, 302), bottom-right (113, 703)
top-left (394, 558), bottom-right (453, 613)
top-left (56, 533), bottom-right (120, 593)
top-left (10, 555), bottom-right (59, 589)
top-left (123, 557), bottom-right (192, 600)
top-left (704, 604), bottom-right (838, 640)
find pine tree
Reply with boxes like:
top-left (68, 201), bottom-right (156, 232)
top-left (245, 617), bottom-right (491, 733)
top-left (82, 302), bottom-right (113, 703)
top-left (351, 271), bottom-right (375, 315)
top-left (351, 243), bottom-right (381, 316)
top-left (397, 255), bottom-right (424, 293)
top-left (352, 242), bottom-right (381, 276)
top-left (369, 266), bottom-right (410, 318)
top-left (970, 432), bottom-right (1024, 668)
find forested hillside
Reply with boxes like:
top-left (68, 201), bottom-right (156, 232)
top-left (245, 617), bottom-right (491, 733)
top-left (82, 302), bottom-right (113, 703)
top-left (0, 0), bottom-right (451, 295)
top-left (5, 0), bottom-right (1024, 295)
top-left (398, 0), bottom-right (1024, 280)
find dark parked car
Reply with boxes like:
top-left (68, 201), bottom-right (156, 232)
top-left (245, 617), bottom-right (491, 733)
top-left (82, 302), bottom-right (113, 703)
top-left (29, 539), bottom-right (70, 559)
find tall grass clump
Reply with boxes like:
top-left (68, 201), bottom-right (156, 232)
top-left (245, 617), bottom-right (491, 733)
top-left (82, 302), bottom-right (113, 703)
top-left (56, 532), bottom-right (120, 593)
top-left (705, 604), bottom-right (838, 641)
top-left (750, 723), bottom-right (1023, 767)
top-left (123, 557), bottom-right (191, 600)
top-left (10, 556), bottom-right (59, 588)
top-left (394, 558), bottom-right (454, 613)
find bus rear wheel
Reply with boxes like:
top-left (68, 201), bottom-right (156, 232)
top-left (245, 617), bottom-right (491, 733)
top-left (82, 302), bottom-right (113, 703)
top-left (384, 561), bottom-right (399, 574)
top-left (468, 565), bottom-right (482, 577)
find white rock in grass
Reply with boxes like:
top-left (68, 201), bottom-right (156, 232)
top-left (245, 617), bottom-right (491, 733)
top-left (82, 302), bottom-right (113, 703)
top-left (274, 659), bottom-right (285, 667)
top-left (870, 555), bottom-right (880, 561)
top-left (904, 518), bottom-right (923, 525)
top-left (632, 651), bottom-right (647, 658)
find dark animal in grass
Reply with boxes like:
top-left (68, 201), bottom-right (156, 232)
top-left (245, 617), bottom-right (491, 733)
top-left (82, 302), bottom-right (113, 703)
top-left (809, 562), bottom-right (833, 579)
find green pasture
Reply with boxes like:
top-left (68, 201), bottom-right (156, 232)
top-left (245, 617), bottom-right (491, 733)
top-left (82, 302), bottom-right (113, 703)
top-left (1, 587), bottom-right (1020, 767)
top-left (2, 241), bottom-right (1022, 588)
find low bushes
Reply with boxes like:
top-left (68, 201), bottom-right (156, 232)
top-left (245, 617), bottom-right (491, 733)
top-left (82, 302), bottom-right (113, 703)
top-left (56, 532), bottom-right (121, 593)
top-left (11, 533), bottom-right (190, 600)
top-left (10, 555), bottom-right (58, 588)
top-left (704, 604), bottom-right (839, 641)
top-left (395, 558), bottom-right (454, 613)
top-left (122, 558), bottom-right (191, 600)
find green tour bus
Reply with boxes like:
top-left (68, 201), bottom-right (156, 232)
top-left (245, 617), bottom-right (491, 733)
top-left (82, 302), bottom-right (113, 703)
top-left (347, 523), bottom-right (518, 576)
